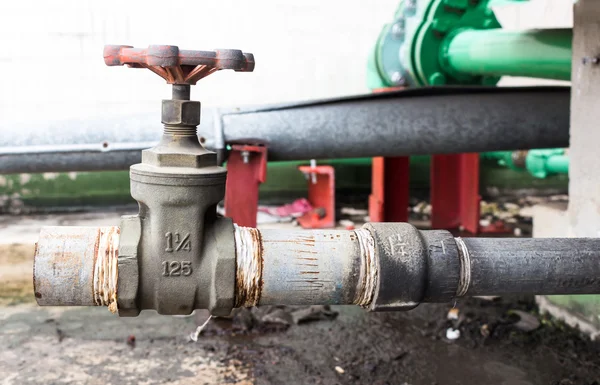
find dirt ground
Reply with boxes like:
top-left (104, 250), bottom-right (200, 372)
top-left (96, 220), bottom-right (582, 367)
top-left (1, 242), bottom-right (599, 385)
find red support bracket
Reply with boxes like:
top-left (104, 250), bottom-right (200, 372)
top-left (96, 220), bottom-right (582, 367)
top-left (297, 165), bottom-right (336, 229)
top-left (369, 156), bottom-right (410, 222)
top-left (430, 153), bottom-right (480, 234)
top-left (225, 144), bottom-right (267, 227)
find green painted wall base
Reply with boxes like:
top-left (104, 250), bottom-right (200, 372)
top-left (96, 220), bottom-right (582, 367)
top-left (0, 158), bottom-right (569, 214)
top-left (538, 295), bottom-right (600, 339)
top-left (0, 171), bottom-right (132, 213)
top-left (546, 295), bottom-right (600, 330)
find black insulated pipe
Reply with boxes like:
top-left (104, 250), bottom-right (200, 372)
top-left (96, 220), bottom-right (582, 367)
top-left (360, 224), bottom-right (600, 311)
top-left (0, 87), bottom-right (570, 173)
top-left (457, 238), bottom-right (600, 296)
top-left (221, 86), bottom-right (570, 160)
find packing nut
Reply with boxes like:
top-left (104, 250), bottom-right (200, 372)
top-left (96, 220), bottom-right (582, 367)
top-left (162, 100), bottom-right (201, 126)
top-left (141, 147), bottom-right (218, 168)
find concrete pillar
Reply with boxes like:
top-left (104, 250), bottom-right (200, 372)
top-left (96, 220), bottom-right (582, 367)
top-left (568, 0), bottom-right (600, 237)
top-left (535, 0), bottom-right (600, 339)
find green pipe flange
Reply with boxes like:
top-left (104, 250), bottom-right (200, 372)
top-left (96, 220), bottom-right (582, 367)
top-left (374, 0), bottom-right (502, 86)
top-left (374, 0), bottom-right (436, 87)
top-left (373, 0), bottom-right (410, 87)
top-left (416, 0), bottom-right (501, 86)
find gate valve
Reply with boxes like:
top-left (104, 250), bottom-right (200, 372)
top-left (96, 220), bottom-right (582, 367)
top-left (34, 45), bottom-right (255, 317)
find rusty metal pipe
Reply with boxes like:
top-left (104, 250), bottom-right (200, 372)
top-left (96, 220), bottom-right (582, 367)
top-left (33, 226), bottom-right (120, 312)
top-left (234, 225), bottom-right (375, 307)
top-left (233, 223), bottom-right (435, 311)
top-left (233, 224), bottom-right (600, 311)
top-left (33, 223), bottom-right (600, 315)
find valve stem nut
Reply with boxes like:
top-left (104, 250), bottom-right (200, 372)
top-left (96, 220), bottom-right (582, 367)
top-left (161, 99), bottom-right (201, 127)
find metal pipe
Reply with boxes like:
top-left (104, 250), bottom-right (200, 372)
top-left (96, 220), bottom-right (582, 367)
top-left (459, 237), bottom-right (600, 296)
top-left (526, 149), bottom-right (569, 178)
top-left (441, 29), bottom-right (572, 81)
top-left (34, 222), bottom-right (600, 314)
top-left (2, 87), bottom-right (570, 173)
top-left (232, 223), bottom-right (600, 311)
top-left (234, 226), bottom-right (367, 306)
top-left (545, 155), bottom-right (569, 175)
top-left (33, 226), bottom-right (120, 311)
top-left (220, 87), bottom-right (570, 160)
top-left (172, 84), bottom-right (191, 100)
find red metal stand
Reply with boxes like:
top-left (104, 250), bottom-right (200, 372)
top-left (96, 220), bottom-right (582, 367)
top-left (297, 165), bottom-right (336, 229)
top-left (225, 144), bottom-right (267, 227)
top-left (430, 153), bottom-right (480, 234)
top-left (369, 156), bottom-right (410, 222)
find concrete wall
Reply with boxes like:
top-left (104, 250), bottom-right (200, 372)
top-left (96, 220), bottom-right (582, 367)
top-left (530, 0), bottom-right (600, 337)
top-left (568, 0), bottom-right (600, 237)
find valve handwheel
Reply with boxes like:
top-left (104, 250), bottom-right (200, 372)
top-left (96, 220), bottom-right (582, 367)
top-left (103, 45), bottom-right (255, 85)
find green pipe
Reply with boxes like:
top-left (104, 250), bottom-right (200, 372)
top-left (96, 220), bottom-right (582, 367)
top-left (526, 149), bottom-right (569, 179)
top-left (545, 155), bottom-right (569, 174)
top-left (441, 28), bottom-right (572, 81)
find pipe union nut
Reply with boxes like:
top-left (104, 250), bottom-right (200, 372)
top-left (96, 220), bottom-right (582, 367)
top-left (116, 215), bottom-right (142, 316)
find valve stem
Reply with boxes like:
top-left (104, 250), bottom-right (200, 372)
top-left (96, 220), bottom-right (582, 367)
top-left (172, 84), bottom-right (191, 100)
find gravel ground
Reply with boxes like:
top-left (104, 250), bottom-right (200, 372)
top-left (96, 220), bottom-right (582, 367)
top-left (1, 297), bottom-right (599, 385)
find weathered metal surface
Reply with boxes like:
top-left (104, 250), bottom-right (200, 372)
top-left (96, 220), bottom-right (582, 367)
top-left (103, 45), bottom-right (254, 85)
top-left (454, 237), bottom-right (471, 297)
top-left (459, 237), bottom-right (600, 296)
top-left (34, 221), bottom-right (600, 316)
top-left (247, 229), bottom-right (363, 306)
top-left (93, 227), bottom-right (120, 312)
top-left (33, 226), bottom-right (120, 310)
top-left (116, 215), bottom-right (142, 317)
top-left (233, 226), bottom-right (377, 308)
top-left (221, 87), bottom-right (570, 161)
top-left (95, 42), bottom-right (242, 317)
top-left (363, 223), bottom-right (425, 311)
top-left (233, 225), bottom-right (263, 307)
top-left (353, 228), bottom-right (377, 307)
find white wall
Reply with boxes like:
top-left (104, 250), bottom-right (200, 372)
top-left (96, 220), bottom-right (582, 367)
top-left (0, 0), bottom-right (397, 126)
top-left (0, 0), bottom-right (574, 130)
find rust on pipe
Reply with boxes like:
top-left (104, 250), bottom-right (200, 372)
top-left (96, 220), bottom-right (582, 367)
top-left (233, 226), bottom-right (376, 308)
top-left (353, 228), bottom-right (378, 307)
top-left (33, 226), bottom-right (120, 312)
top-left (233, 224), bottom-right (263, 308)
